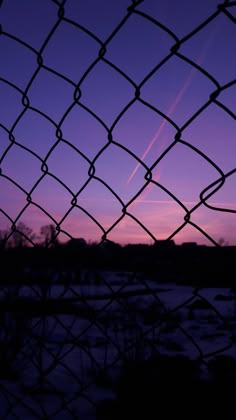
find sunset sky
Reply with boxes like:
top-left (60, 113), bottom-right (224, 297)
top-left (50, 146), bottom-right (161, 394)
top-left (0, 0), bottom-right (235, 246)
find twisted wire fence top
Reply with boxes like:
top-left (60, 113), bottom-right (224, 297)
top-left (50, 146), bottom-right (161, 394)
top-left (0, 0), bottom-right (235, 247)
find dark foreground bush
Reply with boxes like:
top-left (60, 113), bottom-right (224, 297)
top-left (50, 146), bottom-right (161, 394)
top-left (97, 355), bottom-right (236, 419)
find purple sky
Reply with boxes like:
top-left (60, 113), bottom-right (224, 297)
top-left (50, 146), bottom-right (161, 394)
top-left (0, 0), bottom-right (235, 246)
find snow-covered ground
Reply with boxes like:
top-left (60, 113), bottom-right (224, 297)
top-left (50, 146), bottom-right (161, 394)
top-left (0, 270), bottom-right (235, 418)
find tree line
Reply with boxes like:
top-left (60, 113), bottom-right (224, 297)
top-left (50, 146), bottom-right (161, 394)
top-left (0, 222), bottom-right (60, 249)
top-left (0, 223), bottom-right (235, 287)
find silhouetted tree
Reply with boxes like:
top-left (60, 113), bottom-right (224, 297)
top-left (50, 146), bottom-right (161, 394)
top-left (40, 224), bottom-right (58, 247)
top-left (11, 222), bottom-right (35, 247)
top-left (0, 228), bottom-right (10, 249)
top-left (218, 237), bottom-right (225, 246)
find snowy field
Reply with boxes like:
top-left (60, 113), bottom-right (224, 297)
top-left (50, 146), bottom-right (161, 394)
top-left (0, 270), bottom-right (236, 419)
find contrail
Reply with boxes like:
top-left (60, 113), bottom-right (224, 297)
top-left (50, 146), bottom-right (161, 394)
top-left (126, 28), bottom-right (217, 187)
top-left (126, 74), bottom-right (193, 186)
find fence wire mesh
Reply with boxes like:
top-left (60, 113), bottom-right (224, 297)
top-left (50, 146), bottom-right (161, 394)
top-left (0, 0), bottom-right (236, 418)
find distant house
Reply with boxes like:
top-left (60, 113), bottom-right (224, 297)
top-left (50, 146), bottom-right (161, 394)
top-left (154, 240), bottom-right (175, 248)
top-left (66, 238), bottom-right (87, 248)
top-left (181, 242), bottom-right (198, 248)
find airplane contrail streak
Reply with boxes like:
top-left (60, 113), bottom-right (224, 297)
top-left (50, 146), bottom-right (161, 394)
top-left (125, 28), bottom-right (217, 187)
top-left (126, 75), bottom-right (192, 186)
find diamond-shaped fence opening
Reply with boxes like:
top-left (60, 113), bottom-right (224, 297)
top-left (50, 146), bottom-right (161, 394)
top-left (0, 0), bottom-right (236, 418)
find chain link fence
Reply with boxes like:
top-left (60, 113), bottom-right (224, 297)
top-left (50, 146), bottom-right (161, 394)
top-left (0, 0), bottom-right (236, 418)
